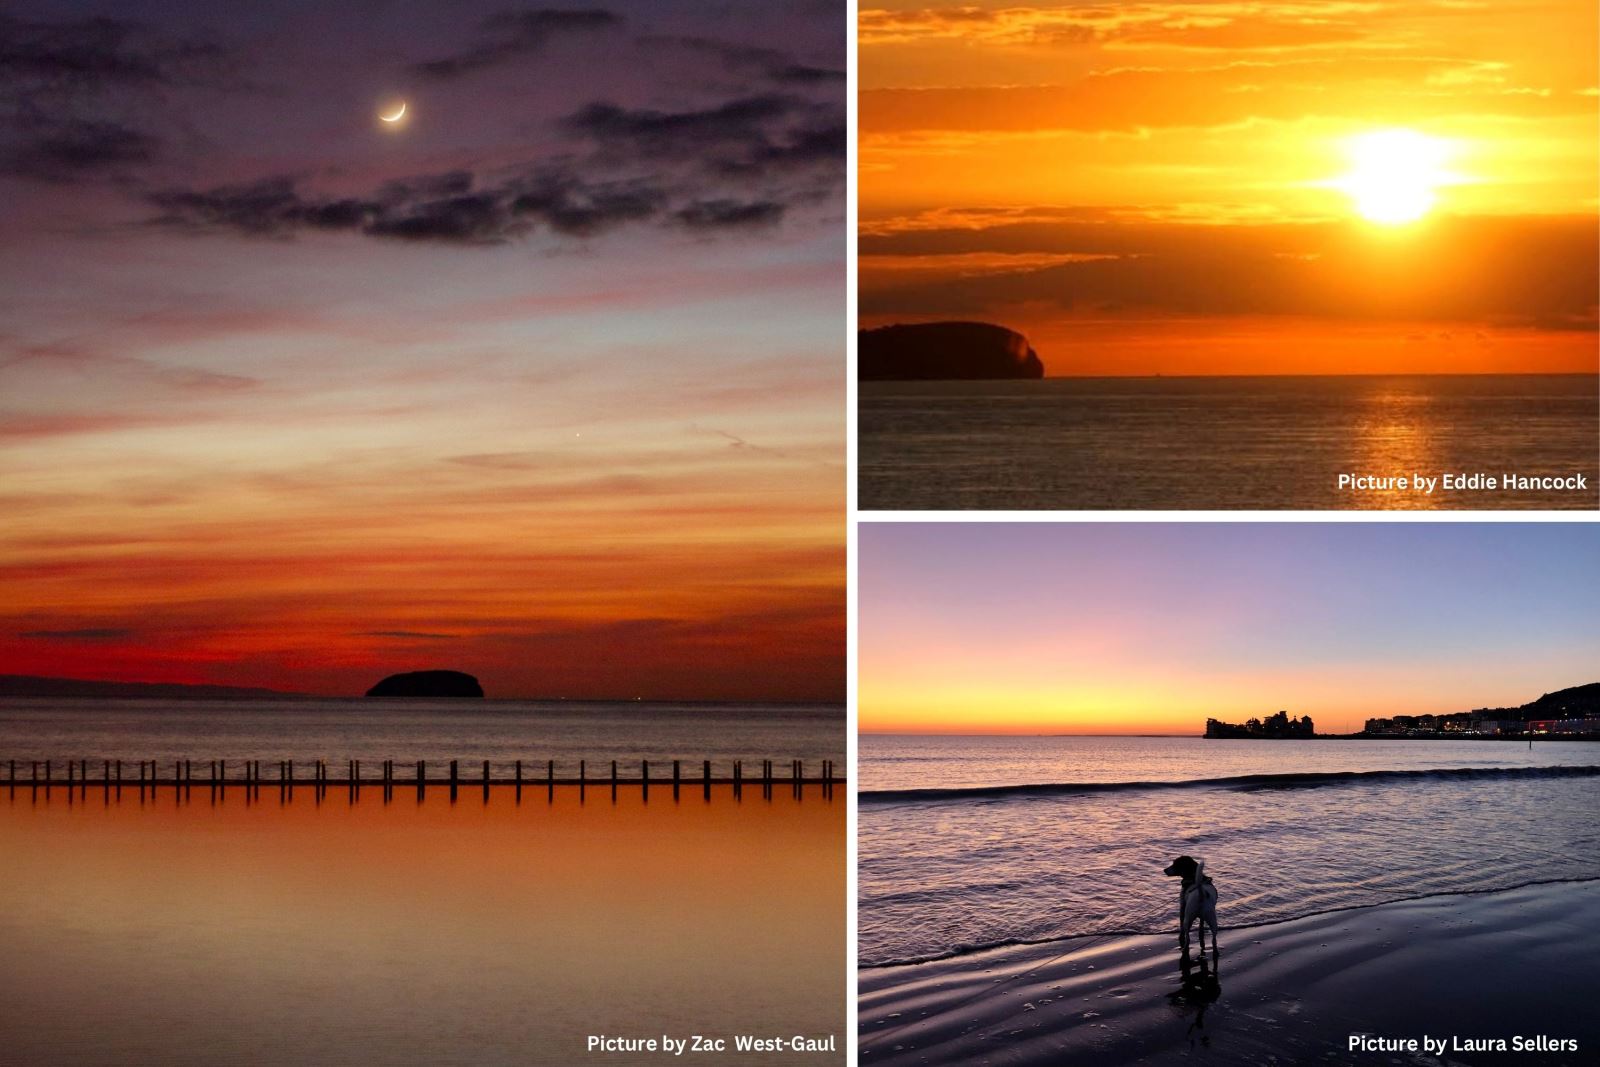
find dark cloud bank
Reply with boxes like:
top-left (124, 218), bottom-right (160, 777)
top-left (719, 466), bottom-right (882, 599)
top-left (863, 215), bottom-right (1600, 329)
top-left (1, 9), bottom-right (844, 242)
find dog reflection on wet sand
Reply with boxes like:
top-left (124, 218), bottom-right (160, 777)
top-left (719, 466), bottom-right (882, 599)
top-left (1168, 950), bottom-right (1222, 1044)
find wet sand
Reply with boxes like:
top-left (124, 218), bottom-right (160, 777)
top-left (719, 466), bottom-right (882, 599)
top-left (0, 784), bottom-right (844, 1065)
top-left (860, 880), bottom-right (1598, 1065)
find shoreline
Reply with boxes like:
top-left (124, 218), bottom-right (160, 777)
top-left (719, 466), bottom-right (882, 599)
top-left (860, 880), bottom-right (1600, 1065)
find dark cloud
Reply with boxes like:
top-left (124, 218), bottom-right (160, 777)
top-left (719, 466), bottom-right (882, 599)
top-left (147, 170), bottom-right (671, 244)
top-left (562, 94), bottom-right (845, 183)
top-left (367, 193), bottom-right (520, 244)
top-left (643, 35), bottom-right (844, 86)
top-left (146, 146), bottom-right (824, 244)
top-left (508, 173), bottom-right (665, 236)
top-left (1, 117), bottom-right (158, 182)
top-left (676, 198), bottom-right (784, 229)
top-left (412, 8), bottom-right (622, 80)
top-left (20, 628), bottom-right (132, 640)
top-left (0, 15), bottom-right (233, 182)
top-left (563, 94), bottom-right (799, 153)
top-left (0, 15), bottom-right (227, 91)
top-left (147, 177), bottom-right (376, 237)
top-left (359, 631), bottom-right (460, 640)
top-left (861, 215), bottom-right (1600, 329)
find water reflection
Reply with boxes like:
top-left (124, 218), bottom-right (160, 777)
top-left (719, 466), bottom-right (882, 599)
top-left (1349, 380), bottom-right (1439, 509)
top-left (1168, 949), bottom-right (1223, 1048)
top-left (1, 782), bottom-right (843, 1065)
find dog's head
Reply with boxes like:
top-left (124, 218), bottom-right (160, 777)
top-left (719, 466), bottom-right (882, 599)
top-left (1163, 855), bottom-right (1200, 881)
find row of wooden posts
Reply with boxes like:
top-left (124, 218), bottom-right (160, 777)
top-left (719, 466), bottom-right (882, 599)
top-left (5, 758), bottom-right (840, 799)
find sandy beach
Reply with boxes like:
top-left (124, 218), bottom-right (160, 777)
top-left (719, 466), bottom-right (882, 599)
top-left (860, 880), bottom-right (1598, 1065)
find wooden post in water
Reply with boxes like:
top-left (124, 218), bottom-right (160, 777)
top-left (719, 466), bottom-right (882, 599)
top-left (703, 759), bottom-right (711, 801)
top-left (483, 759), bottom-right (490, 800)
top-left (449, 759), bottom-right (458, 801)
top-left (611, 759), bottom-right (617, 801)
top-left (417, 759), bottom-right (426, 799)
top-left (673, 759), bottom-right (680, 800)
top-left (642, 759), bottom-right (649, 801)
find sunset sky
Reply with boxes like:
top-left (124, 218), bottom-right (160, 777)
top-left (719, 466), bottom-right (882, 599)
top-left (860, 0), bottom-right (1598, 375)
top-left (860, 523), bottom-right (1600, 734)
top-left (0, 1), bottom-right (844, 699)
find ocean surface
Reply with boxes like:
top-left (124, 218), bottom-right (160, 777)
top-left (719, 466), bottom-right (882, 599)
top-left (0, 698), bottom-right (845, 777)
top-left (1, 784), bottom-right (844, 1064)
top-left (1, 700), bottom-right (847, 1063)
top-left (859, 736), bottom-right (1600, 966)
top-left (859, 374), bottom-right (1600, 510)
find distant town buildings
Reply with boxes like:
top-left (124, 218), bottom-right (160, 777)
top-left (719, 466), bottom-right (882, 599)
top-left (1363, 711), bottom-right (1600, 737)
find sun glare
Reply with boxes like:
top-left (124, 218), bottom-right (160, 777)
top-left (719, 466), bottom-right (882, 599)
top-left (1335, 129), bottom-right (1452, 225)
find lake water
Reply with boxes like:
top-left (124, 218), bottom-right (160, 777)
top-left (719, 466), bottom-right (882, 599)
top-left (858, 736), bottom-right (1600, 966)
top-left (859, 375), bottom-right (1600, 510)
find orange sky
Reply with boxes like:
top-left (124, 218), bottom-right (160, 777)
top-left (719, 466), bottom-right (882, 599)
top-left (860, 0), bottom-right (1598, 374)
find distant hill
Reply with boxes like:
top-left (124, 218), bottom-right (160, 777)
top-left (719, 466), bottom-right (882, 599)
top-left (859, 322), bottom-right (1045, 380)
top-left (1487, 682), bottom-right (1600, 720)
top-left (1362, 682), bottom-right (1600, 737)
top-left (0, 674), bottom-right (297, 700)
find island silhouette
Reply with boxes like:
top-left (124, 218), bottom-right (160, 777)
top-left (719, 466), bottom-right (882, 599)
top-left (859, 321), bottom-right (1044, 380)
top-left (365, 670), bottom-right (484, 698)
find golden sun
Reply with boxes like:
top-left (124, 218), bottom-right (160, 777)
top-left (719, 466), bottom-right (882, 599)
top-left (1335, 129), bottom-right (1451, 225)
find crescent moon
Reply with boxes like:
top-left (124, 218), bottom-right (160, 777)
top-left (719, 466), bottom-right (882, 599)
top-left (380, 101), bottom-right (407, 123)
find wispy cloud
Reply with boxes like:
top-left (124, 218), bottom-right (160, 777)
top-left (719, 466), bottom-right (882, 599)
top-left (411, 8), bottom-right (623, 80)
top-left (20, 628), bottom-right (133, 640)
top-left (358, 631), bottom-right (461, 640)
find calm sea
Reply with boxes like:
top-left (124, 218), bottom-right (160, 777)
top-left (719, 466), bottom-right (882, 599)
top-left (1, 701), bottom-right (847, 1063)
top-left (0, 698), bottom-right (845, 776)
top-left (859, 736), bottom-right (1600, 966)
top-left (859, 374), bottom-right (1600, 509)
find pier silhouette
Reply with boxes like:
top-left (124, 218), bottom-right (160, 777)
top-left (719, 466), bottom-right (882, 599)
top-left (5, 757), bottom-right (842, 804)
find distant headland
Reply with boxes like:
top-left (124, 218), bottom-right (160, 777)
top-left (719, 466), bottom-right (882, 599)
top-left (1206, 683), bottom-right (1600, 740)
top-left (859, 322), bottom-right (1044, 380)
top-left (0, 674), bottom-right (296, 700)
top-left (365, 670), bottom-right (484, 698)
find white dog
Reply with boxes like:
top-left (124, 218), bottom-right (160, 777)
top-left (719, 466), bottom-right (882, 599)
top-left (1162, 854), bottom-right (1219, 956)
